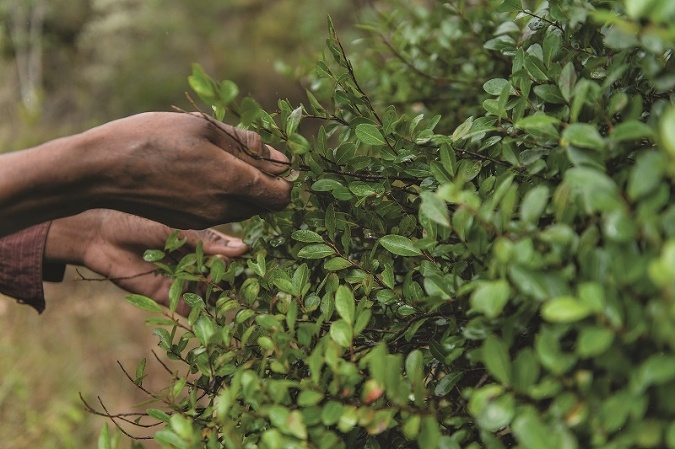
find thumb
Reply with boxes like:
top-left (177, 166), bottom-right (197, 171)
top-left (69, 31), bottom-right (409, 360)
top-left (183, 228), bottom-right (249, 258)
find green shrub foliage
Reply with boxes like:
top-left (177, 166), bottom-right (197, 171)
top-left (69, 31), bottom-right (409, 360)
top-left (106, 0), bottom-right (675, 447)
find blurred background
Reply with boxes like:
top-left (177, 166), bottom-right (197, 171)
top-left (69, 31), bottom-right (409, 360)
top-left (0, 0), bottom-right (369, 447)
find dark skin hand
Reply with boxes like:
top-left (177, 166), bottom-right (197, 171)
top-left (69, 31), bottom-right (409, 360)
top-left (45, 209), bottom-right (249, 315)
top-left (0, 112), bottom-right (293, 236)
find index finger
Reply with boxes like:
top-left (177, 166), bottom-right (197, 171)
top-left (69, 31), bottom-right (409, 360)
top-left (196, 114), bottom-right (290, 176)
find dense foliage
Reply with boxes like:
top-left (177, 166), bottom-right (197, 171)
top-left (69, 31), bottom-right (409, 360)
top-left (104, 0), bottom-right (675, 447)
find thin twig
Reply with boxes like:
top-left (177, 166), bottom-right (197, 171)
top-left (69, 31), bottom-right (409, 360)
top-left (79, 394), bottom-right (155, 440)
top-left (73, 267), bottom-right (158, 283)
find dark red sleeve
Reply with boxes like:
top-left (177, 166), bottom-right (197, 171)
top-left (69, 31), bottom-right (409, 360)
top-left (0, 222), bottom-right (65, 313)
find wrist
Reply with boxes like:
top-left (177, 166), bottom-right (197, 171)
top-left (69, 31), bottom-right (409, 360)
top-left (44, 212), bottom-right (99, 266)
top-left (0, 132), bottom-right (105, 235)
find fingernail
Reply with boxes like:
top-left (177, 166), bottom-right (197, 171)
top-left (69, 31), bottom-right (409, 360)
top-left (226, 238), bottom-right (247, 248)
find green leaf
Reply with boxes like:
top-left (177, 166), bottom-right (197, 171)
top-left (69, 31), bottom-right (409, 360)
top-left (235, 309), bottom-right (255, 324)
top-left (188, 63), bottom-right (215, 100)
top-left (419, 191), bottom-right (450, 227)
top-left (355, 124), bottom-right (386, 146)
top-left (143, 249), bottom-right (165, 262)
top-left (323, 257), bottom-right (353, 271)
top-left (125, 294), bottom-right (163, 313)
top-left (513, 349), bottom-right (540, 392)
top-left (169, 413), bottom-right (193, 440)
top-left (217, 80), bottom-right (239, 104)
top-left (634, 354), bottom-right (675, 391)
top-left (406, 349), bottom-right (425, 388)
top-left (661, 105), bottom-right (675, 156)
top-left (147, 408), bottom-right (171, 422)
top-left (418, 417), bottom-right (441, 449)
top-left (286, 106), bottom-right (303, 136)
top-left (182, 293), bottom-right (204, 309)
top-left (483, 78), bottom-right (513, 96)
top-left (524, 55), bottom-right (548, 81)
top-left (434, 372), bottom-right (462, 397)
top-left (562, 123), bottom-right (605, 150)
top-left (297, 390), bottom-right (324, 407)
top-left (602, 209), bottom-right (637, 242)
top-left (98, 423), bottom-right (111, 449)
top-left (533, 84), bottom-right (566, 104)
top-left (515, 112), bottom-right (560, 130)
top-left (311, 179), bottom-right (343, 191)
top-left (520, 185), bottom-right (549, 224)
top-left (335, 285), bottom-right (355, 325)
top-left (541, 296), bottom-right (593, 322)
top-left (287, 410), bottom-right (308, 440)
top-left (471, 280), bottom-right (511, 319)
top-left (193, 316), bottom-right (216, 346)
top-left (558, 62), bottom-right (577, 102)
top-left (565, 167), bottom-right (622, 213)
top-left (476, 392), bottom-right (516, 432)
top-left (154, 430), bottom-right (185, 448)
top-left (452, 116), bottom-right (474, 141)
top-left (379, 235), bottom-right (422, 256)
top-left (255, 314), bottom-right (280, 330)
top-left (349, 181), bottom-right (380, 197)
top-left (599, 389), bottom-right (633, 433)
top-left (612, 120), bottom-right (653, 142)
top-left (297, 244), bottom-right (336, 259)
top-left (627, 151), bottom-right (666, 200)
top-left (135, 357), bottom-right (147, 385)
top-left (321, 401), bottom-right (344, 426)
top-left (497, 0), bottom-right (522, 12)
top-left (483, 334), bottom-right (512, 385)
top-left (292, 230), bottom-right (324, 243)
top-left (512, 409), bottom-right (554, 449)
top-left (577, 326), bottom-right (614, 357)
top-left (424, 274), bottom-right (453, 300)
top-left (330, 319), bottom-right (353, 347)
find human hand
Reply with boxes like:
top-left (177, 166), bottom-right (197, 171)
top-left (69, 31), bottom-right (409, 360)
top-left (45, 209), bottom-right (248, 314)
top-left (82, 112), bottom-right (293, 229)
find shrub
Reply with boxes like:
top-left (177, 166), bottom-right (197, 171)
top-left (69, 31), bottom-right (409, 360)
top-left (98, 0), bottom-right (675, 447)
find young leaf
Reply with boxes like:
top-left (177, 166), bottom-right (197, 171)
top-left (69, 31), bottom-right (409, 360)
top-left (143, 249), bottom-right (165, 262)
top-left (285, 105), bottom-right (303, 136)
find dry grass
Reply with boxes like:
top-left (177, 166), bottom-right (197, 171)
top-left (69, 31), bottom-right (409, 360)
top-left (0, 266), bottom-right (179, 448)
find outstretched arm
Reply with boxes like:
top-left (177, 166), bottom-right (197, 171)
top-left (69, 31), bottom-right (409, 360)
top-left (0, 112), bottom-right (292, 237)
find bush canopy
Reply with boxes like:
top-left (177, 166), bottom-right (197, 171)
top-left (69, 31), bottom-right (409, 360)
top-left (100, 0), bottom-right (675, 447)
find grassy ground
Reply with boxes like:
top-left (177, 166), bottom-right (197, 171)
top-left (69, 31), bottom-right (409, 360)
top-left (0, 266), bottom-right (177, 448)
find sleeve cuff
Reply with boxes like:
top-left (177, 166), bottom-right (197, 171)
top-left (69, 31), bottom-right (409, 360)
top-left (0, 222), bottom-right (65, 313)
